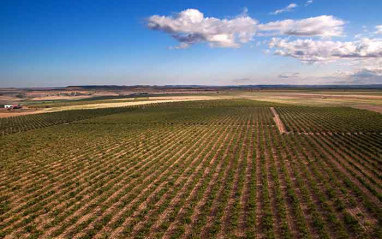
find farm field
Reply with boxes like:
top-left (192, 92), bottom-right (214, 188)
top-left (2, 89), bottom-right (381, 119)
top-left (238, 91), bottom-right (382, 113)
top-left (0, 95), bottom-right (226, 118)
top-left (0, 99), bottom-right (381, 238)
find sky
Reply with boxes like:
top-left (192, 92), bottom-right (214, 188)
top-left (1, 0), bottom-right (382, 87)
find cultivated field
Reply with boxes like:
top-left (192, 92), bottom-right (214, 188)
top-left (0, 99), bottom-right (381, 238)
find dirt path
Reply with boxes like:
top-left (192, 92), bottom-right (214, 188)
top-left (270, 107), bottom-right (287, 134)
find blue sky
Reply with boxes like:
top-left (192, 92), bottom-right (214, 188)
top-left (1, 0), bottom-right (381, 87)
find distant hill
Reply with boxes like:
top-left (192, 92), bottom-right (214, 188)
top-left (66, 84), bottom-right (382, 90)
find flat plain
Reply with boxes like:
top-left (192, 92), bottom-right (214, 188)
top-left (0, 95), bottom-right (381, 238)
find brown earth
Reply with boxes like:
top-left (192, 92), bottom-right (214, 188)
top-left (0, 108), bottom-right (45, 118)
top-left (270, 107), bottom-right (288, 134)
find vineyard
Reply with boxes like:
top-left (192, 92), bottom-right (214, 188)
top-left (0, 107), bottom-right (137, 136)
top-left (0, 99), bottom-right (381, 238)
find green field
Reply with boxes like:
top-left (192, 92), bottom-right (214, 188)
top-left (1, 99), bottom-right (381, 238)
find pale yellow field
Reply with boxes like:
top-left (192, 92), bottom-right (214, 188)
top-left (43, 95), bottom-right (229, 112)
top-left (0, 95), bottom-right (231, 118)
top-left (1, 91), bottom-right (381, 118)
top-left (236, 92), bottom-right (382, 112)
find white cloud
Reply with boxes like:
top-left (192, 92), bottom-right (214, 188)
top-left (270, 3), bottom-right (298, 15)
top-left (278, 72), bottom-right (300, 78)
top-left (375, 25), bottom-right (382, 34)
top-left (147, 9), bottom-right (257, 49)
top-left (168, 42), bottom-right (190, 50)
top-left (348, 69), bottom-right (382, 84)
top-left (263, 49), bottom-right (271, 54)
top-left (355, 59), bottom-right (382, 76)
top-left (147, 9), bottom-right (345, 49)
top-left (352, 69), bottom-right (381, 78)
top-left (305, 0), bottom-right (314, 6)
top-left (333, 59), bottom-right (382, 84)
top-left (258, 15), bottom-right (344, 37)
top-left (269, 37), bottom-right (382, 62)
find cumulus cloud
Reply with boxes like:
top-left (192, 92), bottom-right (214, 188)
top-left (352, 69), bottom-right (380, 78)
top-left (258, 15), bottom-right (344, 37)
top-left (375, 25), bottom-right (382, 34)
top-left (324, 58), bottom-right (382, 84)
top-left (270, 3), bottom-right (298, 15)
top-left (269, 37), bottom-right (382, 62)
top-left (349, 69), bottom-right (382, 84)
top-left (147, 9), bottom-right (257, 48)
top-left (147, 9), bottom-right (345, 49)
top-left (354, 59), bottom-right (382, 77)
top-left (331, 59), bottom-right (382, 84)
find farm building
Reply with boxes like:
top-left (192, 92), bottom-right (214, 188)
top-left (4, 104), bottom-right (23, 109)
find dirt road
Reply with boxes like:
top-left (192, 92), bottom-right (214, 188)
top-left (270, 107), bottom-right (287, 134)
